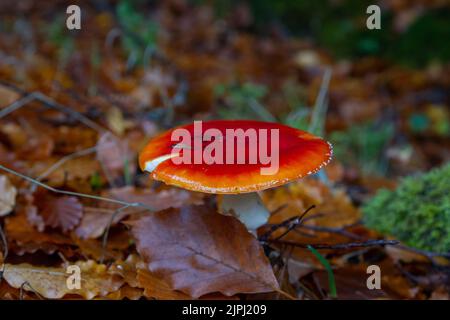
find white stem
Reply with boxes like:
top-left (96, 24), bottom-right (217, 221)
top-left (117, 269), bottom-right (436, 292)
top-left (218, 193), bottom-right (270, 232)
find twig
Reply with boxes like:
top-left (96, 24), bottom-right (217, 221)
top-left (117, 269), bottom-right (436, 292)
top-left (0, 90), bottom-right (106, 133)
top-left (0, 164), bottom-right (153, 210)
top-left (259, 205), bottom-right (316, 242)
top-left (31, 146), bottom-right (98, 192)
top-left (295, 223), bottom-right (364, 241)
top-left (269, 204), bottom-right (288, 217)
top-left (270, 239), bottom-right (399, 250)
top-left (0, 164), bottom-right (157, 265)
top-left (20, 281), bottom-right (44, 300)
top-left (101, 204), bottom-right (132, 264)
top-left (0, 223), bottom-right (7, 280)
top-left (394, 244), bottom-right (450, 265)
top-left (0, 223), bottom-right (7, 262)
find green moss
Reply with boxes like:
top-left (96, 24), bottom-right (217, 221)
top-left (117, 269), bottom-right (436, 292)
top-left (362, 163), bottom-right (450, 253)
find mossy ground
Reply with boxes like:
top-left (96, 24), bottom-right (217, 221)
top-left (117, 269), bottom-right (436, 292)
top-left (363, 163), bottom-right (450, 253)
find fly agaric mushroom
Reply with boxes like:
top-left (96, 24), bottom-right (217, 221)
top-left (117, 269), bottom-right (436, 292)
top-left (139, 120), bottom-right (332, 231)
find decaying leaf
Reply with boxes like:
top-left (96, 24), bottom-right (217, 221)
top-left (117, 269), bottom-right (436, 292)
top-left (75, 186), bottom-right (203, 239)
top-left (0, 174), bottom-right (17, 216)
top-left (103, 285), bottom-right (144, 300)
top-left (1, 261), bottom-right (124, 299)
top-left (34, 191), bottom-right (83, 232)
top-left (136, 268), bottom-right (236, 300)
top-left (111, 254), bottom-right (192, 299)
top-left (136, 268), bottom-right (192, 299)
top-left (110, 254), bottom-right (143, 288)
top-left (5, 209), bottom-right (72, 248)
top-left (128, 205), bottom-right (279, 298)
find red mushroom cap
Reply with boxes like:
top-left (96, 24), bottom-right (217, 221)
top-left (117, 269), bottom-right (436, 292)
top-left (139, 120), bottom-right (332, 194)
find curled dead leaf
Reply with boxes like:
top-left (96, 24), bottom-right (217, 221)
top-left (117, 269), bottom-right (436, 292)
top-left (33, 190), bottom-right (83, 232)
top-left (128, 205), bottom-right (279, 298)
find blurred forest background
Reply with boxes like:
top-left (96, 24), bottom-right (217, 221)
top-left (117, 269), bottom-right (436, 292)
top-left (0, 0), bottom-right (449, 300)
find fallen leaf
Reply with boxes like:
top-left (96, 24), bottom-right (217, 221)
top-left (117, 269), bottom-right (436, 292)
top-left (0, 85), bottom-right (20, 108)
top-left (314, 265), bottom-right (395, 300)
top-left (103, 285), bottom-right (144, 300)
top-left (72, 236), bottom-right (126, 261)
top-left (429, 287), bottom-right (450, 300)
top-left (137, 268), bottom-right (192, 300)
top-left (110, 254), bottom-right (143, 288)
top-left (5, 209), bottom-right (72, 248)
top-left (35, 157), bottom-right (100, 187)
top-left (75, 186), bottom-right (203, 239)
top-left (111, 254), bottom-right (193, 299)
top-left (128, 205), bottom-right (279, 298)
top-left (0, 174), bottom-right (17, 216)
top-left (1, 261), bottom-right (124, 299)
top-left (34, 190), bottom-right (83, 232)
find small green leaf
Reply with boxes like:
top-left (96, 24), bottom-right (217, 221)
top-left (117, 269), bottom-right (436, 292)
top-left (307, 245), bottom-right (337, 298)
top-left (90, 171), bottom-right (103, 191)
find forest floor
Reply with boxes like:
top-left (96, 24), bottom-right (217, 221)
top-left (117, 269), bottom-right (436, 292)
top-left (0, 1), bottom-right (449, 299)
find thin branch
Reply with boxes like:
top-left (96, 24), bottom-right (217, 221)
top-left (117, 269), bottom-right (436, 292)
top-left (394, 244), bottom-right (450, 265)
top-left (270, 239), bottom-right (399, 250)
top-left (274, 206), bottom-right (316, 241)
top-left (0, 164), bottom-right (153, 210)
top-left (269, 204), bottom-right (288, 217)
top-left (101, 205), bottom-right (132, 264)
top-left (0, 90), bottom-right (106, 133)
top-left (0, 223), bottom-right (7, 280)
top-left (259, 205), bottom-right (316, 242)
top-left (295, 223), bottom-right (364, 241)
top-left (31, 146), bottom-right (98, 192)
top-left (20, 281), bottom-right (44, 300)
top-left (0, 223), bottom-right (7, 261)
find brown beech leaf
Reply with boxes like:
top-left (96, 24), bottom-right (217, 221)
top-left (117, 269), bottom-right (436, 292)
top-left (111, 255), bottom-right (230, 300)
top-left (75, 187), bottom-right (202, 239)
top-left (0, 174), bottom-right (17, 216)
top-left (5, 208), bottom-right (75, 256)
top-left (136, 268), bottom-right (192, 300)
top-left (2, 261), bottom-right (124, 299)
top-left (111, 254), bottom-right (192, 299)
top-left (138, 268), bottom-right (235, 300)
top-left (128, 205), bottom-right (279, 298)
top-left (34, 191), bottom-right (83, 232)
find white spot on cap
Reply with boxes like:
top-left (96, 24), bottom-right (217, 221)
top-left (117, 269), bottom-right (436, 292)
top-left (144, 153), bottom-right (179, 173)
